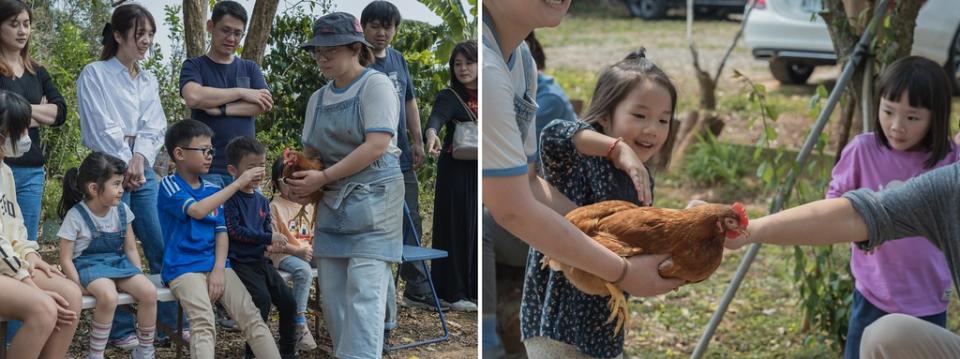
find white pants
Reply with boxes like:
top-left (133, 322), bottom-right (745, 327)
top-left (861, 313), bottom-right (960, 359)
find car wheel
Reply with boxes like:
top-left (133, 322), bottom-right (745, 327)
top-left (627, 0), bottom-right (667, 20)
top-left (949, 26), bottom-right (960, 95)
top-left (770, 59), bottom-right (815, 85)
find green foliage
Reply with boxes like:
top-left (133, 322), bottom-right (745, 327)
top-left (735, 69), bottom-right (849, 351)
top-left (259, 9), bottom-right (326, 155)
top-left (682, 132), bottom-right (753, 186)
top-left (38, 21), bottom-right (94, 223)
top-left (142, 5), bottom-right (187, 121)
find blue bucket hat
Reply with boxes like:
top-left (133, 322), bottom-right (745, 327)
top-left (301, 12), bottom-right (372, 50)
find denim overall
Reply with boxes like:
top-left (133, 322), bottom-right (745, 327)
top-left (72, 204), bottom-right (142, 288)
top-left (302, 69), bottom-right (405, 262)
top-left (303, 68), bottom-right (405, 358)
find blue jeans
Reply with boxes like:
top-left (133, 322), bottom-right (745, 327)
top-left (9, 165), bottom-right (43, 242)
top-left (845, 288), bottom-right (947, 359)
top-left (278, 256), bottom-right (314, 315)
top-left (110, 169), bottom-right (185, 340)
top-left (319, 257), bottom-right (390, 359)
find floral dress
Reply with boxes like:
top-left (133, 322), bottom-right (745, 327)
top-left (520, 119), bottom-right (654, 358)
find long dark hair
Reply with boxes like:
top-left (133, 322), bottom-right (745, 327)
top-left (100, 3), bottom-right (156, 61)
top-left (0, 89), bottom-right (31, 152)
top-left (448, 40), bottom-right (478, 95)
top-left (873, 56), bottom-right (954, 169)
top-left (0, 0), bottom-right (35, 77)
top-left (58, 152), bottom-right (127, 219)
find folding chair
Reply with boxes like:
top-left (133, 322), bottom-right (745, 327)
top-left (383, 204), bottom-right (450, 351)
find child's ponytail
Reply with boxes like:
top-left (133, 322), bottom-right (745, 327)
top-left (58, 152), bottom-right (128, 219)
top-left (59, 167), bottom-right (84, 219)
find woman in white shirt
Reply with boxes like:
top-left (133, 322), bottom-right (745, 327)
top-left (75, 3), bottom-right (177, 347)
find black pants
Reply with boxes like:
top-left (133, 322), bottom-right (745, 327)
top-left (232, 260), bottom-right (298, 359)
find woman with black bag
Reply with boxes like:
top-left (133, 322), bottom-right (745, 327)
top-left (424, 40), bottom-right (479, 311)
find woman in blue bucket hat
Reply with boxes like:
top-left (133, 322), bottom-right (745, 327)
top-left (285, 11), bottom-right (404, 359)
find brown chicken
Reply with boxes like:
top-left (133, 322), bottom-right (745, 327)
top-left (281, 148), bottom-right (324, 227)
top-left (542, 200), bottom-right (749, 335)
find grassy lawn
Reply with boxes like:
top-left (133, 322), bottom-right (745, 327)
top-left (518, 9), bottom-right (960, 358)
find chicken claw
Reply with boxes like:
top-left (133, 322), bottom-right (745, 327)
top-left (604, 282), bottom-right (629, 336)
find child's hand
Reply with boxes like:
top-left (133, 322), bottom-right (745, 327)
top-left (298, 246), bottom-right (313, 262)
top-left (724, 231), bottom-right (752, 250)
top-left (207, 268), bottom-right (225, 302)
top-left (609, 142), bottom-right (652, 206)
top-left (271, 232), bottom-right (288, 247)
top-left (45, 290), bottom-right (79, 329)
top-left (236, 166), bottom-right (266, 188)
top-left (26, 253), bottom-right (65, 278)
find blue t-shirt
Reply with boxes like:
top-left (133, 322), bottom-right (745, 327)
top-left (179, 55), bottom-right (269, 175)
top-left (158, 173), bottom-right (229, 284)
top-left (369, 47), bottom-right (415, 171)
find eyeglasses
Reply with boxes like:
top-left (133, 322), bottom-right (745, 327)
top-left (217, 27), bottom-right (245, 40)
top-left (180, 147), bottom-right (215, 158)
top-left (312, 46), bottom-right (343, 61)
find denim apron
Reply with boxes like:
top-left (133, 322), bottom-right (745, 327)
top-left (72, 204), bottom-right (142, 287)
top-left (303, 69), bottom-right (405, 263)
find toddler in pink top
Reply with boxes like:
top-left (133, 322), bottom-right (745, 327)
top-left (826, 56), bottom-right (958, 359)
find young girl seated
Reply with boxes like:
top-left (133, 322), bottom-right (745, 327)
top-left (0, 89), bottom-right (81, 359)
top-left (269, 156), bottom-right (317, 351)
top-left (522, 50), bottom-right (683, 358)
top-left (58, 151), bottom-right (158, 359)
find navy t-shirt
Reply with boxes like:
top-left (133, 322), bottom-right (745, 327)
top-left (369, 47), bottom-right (415, 171)
top-left (179, 55), bottom-right (268, 174)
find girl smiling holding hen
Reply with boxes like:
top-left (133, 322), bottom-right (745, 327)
top-left (523, 49), bottom-right (681, 358)
top-left (481, 0), bottom-right (682, 357)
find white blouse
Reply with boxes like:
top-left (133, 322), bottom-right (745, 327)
top-left (76, 57), bottom-right (167, 165)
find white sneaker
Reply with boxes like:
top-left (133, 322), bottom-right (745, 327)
top-left (296, 324), bottom-right (318, 351)
top-left (443, 299), bottom-right (478, 312)
top-left (131, 346), bottom-right (155, 359)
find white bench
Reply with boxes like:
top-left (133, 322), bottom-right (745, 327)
top-left (0, 268), bottom-right (321, 359)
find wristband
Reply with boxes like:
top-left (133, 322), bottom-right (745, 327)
top-left (613, 256), bottom-right (629, 285)
top-left (606, 137), bottom-right (623, 160)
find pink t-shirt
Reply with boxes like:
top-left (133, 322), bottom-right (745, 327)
top-left (828, 132), bottom-right (957, 316)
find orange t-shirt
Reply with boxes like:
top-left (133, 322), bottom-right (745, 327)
top-left (269, 195), bottom-right (315, 267)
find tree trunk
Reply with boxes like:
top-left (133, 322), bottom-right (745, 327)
top-left (183, 0), bottom-right (207, 58)
top-left (241, 0), bottom-right (281, 65)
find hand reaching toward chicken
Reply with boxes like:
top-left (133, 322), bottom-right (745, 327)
top-left (542, 200), bottom-right (749, 335)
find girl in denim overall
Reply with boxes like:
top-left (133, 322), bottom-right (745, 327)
top-left (58, 151), bottom-right (158, 359)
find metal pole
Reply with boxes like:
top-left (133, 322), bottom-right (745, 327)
top-left (690, 1), bottom-right (888, 357)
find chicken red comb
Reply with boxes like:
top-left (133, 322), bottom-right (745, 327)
top-left (732, 202), bottom-right (748, 228)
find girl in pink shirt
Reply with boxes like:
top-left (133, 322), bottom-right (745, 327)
top-left (827, 56), bottom-right (958, 359)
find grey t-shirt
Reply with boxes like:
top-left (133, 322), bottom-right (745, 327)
top-left (843, 161), bottom-right (960, 295)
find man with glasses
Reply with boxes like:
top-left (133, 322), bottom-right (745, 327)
top-left (180, 0), bottom-right (272, 189)
top-left (179, 0), bottom-right (272, 331)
